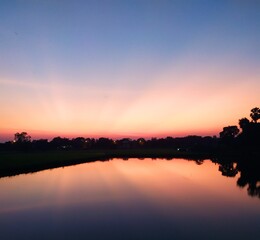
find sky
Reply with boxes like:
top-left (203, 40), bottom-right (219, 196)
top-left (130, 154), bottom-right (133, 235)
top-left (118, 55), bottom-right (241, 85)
top-left (0, 0), bottom-right (260, 141)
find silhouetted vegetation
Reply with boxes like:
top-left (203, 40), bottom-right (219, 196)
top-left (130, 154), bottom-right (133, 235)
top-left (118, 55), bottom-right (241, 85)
top-left (219, 107), bottom-right (260, 152)
top-left (0, 108), bottom-right (259, 156)
top-left (1, 108), bottom-right (259, 154)
top-left (0, 134), bottom-right (220, 153)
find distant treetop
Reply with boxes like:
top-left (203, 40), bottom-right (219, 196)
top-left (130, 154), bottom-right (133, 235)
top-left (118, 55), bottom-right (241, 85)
top-left (250, 107), bottom-right (260, 123)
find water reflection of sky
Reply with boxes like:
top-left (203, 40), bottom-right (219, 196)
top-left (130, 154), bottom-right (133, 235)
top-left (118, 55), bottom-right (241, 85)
top-left (0, 159), bottom-right (259, 240)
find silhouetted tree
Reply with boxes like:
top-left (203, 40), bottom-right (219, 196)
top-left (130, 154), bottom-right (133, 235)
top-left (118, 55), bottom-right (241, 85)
top-left (219, 126), bottom-right (239, 139)
top-left (238, 118), bottom-right (250, 131)
top-left (14, 132), bottom-right (31, 143)
top-left (237, 109), bottom-right (260, 148)
top-left (250, 107), bottom-right (260, 123)
top-left (50, 137), bottom-right (71, 149)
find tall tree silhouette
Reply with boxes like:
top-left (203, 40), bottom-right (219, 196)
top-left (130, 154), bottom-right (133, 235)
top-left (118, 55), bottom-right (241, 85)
top-left (250, 107), bottom-right (260, 123)
top-left (238, 118), bottom-right (250, 131)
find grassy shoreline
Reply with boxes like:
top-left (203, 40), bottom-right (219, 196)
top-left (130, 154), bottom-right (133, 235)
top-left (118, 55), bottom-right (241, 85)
top-left (0, 149), bottom-right (214, 178)
top-left (0, 148), bottom-right (258, 178)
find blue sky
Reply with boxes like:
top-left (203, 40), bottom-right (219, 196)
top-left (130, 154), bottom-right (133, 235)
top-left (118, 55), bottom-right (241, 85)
top-left (0, 0), bottom-right (260, 140)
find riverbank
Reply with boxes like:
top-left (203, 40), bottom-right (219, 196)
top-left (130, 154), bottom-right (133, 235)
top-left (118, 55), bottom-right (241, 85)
top-left (0, 148), bottom-right (258, 178)
top-left (0, 149), bottom-right (214, 178)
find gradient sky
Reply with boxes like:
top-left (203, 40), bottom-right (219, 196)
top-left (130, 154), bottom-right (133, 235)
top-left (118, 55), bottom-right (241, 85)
top-left (0, 0), bottom-right (260, 141)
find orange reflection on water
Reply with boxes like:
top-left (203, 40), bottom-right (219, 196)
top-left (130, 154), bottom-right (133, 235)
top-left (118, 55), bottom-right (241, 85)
top-left (0, 158), bottom-right (258, 216)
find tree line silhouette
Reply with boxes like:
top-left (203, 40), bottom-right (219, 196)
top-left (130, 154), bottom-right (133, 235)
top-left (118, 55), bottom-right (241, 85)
top-left (0, 107), bottom-right (259, 153)
top-left (0, 134), bottom-right (218, 152)
top-left (200, 156), bottom-right (260, 199)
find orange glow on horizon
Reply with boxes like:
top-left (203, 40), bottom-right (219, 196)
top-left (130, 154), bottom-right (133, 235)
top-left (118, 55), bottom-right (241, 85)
top-left (0, 128), bottom-right (220, 142)
top-left (1, 54), bottom-right (259, 142)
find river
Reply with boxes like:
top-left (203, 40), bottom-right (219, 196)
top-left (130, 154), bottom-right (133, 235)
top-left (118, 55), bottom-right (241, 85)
top-left (0, 158), bottom-right (259, 239)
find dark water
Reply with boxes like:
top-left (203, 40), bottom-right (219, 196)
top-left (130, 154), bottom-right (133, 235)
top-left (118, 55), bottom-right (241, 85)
top-left (0, 158), bottom-right (259, 240)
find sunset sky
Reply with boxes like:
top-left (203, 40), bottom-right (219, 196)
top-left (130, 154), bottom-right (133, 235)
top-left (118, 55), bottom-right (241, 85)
top-left (0, 0), bottom-right (260, 141)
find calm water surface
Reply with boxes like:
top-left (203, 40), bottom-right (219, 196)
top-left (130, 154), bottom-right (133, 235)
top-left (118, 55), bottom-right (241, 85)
top-left (0, 158), bottom-right (259, 240)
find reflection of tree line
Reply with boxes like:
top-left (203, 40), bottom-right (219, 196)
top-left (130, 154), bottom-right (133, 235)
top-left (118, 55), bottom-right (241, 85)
top-left (236, 161), bottom-right (260, 199)
top-left (213, 158), bottom-right (260, 199)
top-left (123, 157), bottom-right (260, 199)
top-left (123, 156), bottom-right (259, 199)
